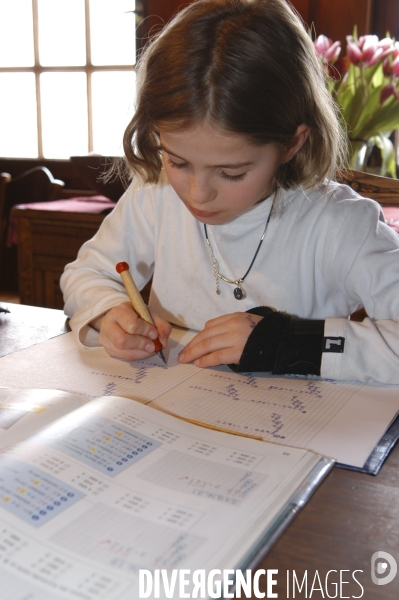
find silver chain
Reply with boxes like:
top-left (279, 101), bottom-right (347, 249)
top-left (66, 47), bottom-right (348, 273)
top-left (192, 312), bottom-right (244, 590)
top-left (204, 197), bottom-right (275, 299)
top-left (205, 235), bottom-right (231, 295)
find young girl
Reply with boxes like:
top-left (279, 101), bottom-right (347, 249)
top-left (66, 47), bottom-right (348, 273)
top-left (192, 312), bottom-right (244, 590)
top-left (61, 0), bottom-right (399, 384)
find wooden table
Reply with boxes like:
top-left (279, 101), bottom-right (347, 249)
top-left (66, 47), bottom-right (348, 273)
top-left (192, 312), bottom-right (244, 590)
top-left (0, 304), bottom-right (398, 598)
top-left (0, 302), bottom-right (69, 357)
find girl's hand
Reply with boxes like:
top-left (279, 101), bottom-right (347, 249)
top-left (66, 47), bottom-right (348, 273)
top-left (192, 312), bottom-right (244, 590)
top-left (178, 312), bottom-right (263, 367)
top-left (91, 301), bottom-right (171, 361)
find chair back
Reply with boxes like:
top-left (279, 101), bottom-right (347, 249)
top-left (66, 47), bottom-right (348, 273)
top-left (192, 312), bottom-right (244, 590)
top-left (336, 169), bottom-right (399, 206)
top-left (0, 167), bottom-right (64, 292)
top-left (0, 166), bottom-right (64, 221)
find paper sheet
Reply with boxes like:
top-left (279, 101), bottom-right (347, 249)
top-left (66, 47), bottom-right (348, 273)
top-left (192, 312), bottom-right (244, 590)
top-left (0, 328), bottom-right (197, 401)
top-left (0, 329), bottom-right (398, 466)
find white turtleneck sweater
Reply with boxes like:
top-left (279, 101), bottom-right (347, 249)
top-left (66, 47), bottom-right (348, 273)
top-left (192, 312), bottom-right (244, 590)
top-left (61, 170), bottom-right (399, 384)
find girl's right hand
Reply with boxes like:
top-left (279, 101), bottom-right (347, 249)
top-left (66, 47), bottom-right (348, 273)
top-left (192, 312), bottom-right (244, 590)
top-left (91, 301), bottom-right (171, 361)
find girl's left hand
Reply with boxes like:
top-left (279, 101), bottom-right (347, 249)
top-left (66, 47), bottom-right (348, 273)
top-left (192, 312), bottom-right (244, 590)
top-left (178, 312), bottom-right (263, 367)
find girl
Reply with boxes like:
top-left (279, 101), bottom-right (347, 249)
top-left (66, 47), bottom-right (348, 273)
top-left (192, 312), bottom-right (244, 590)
top-left (61, 0), bottom-right (399, 384)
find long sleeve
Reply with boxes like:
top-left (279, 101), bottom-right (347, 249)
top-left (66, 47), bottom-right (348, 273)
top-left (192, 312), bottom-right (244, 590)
top-left (60, 180), bottom-right (157, 346)
top-left (320, 196), bottom-right (399, 383)
top-left (232, 310), bottom-right (399, 384)
top-left (231, 189), bottom-right (399, 384)
top-left (321, 316), bottom-right (399, 383)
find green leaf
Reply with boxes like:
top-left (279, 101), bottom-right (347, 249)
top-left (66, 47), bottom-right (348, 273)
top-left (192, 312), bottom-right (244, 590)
top-left (364, 97), bottom-right (399, 133)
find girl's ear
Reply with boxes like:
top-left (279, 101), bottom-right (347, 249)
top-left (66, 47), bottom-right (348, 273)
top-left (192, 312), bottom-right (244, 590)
top-left (281, 124), bottom-right (310, 163)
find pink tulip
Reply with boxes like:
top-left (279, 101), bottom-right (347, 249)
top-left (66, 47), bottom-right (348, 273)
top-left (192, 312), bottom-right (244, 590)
top-left (325, 40), bottom-right (341, 63)
top-left (346, 34), bottom-right (389, 67)
top-left (314, 35), bottom-right (341, 63)
top-left (393, 55), bottom-right (399, 77)
top-left (380, 82), bottom-right (399, 105)
top-left (346, 39), bottom-right (363, 65)
top-left (314, 35), bottom-right (330, 55)
top-left (383, 43), bottom-right (399, 77)
top-left (378, 37), bottom-right (395, 53)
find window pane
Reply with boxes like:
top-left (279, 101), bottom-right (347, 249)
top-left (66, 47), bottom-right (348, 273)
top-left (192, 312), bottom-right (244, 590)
top-left (92, 71), bottom-right (136, 156)
top-left (90, 0), bottom-right (135, 66)
top-left (0, 73), bottom-right (37, 157)
top-left (38, 0), bottom-right (86, 66)
top-left (0, 0), bottom-right (34, 67)
top-left (41, 72), bottom-right (88, 158)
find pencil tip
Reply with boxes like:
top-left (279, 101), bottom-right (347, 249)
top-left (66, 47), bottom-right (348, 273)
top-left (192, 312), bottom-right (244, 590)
top-left (158, 350), bottom-right (167, 365)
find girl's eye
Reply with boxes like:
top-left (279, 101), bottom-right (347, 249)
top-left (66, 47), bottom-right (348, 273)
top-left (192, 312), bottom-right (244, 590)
top-left (167, 158), bottom-right (188, 169)
top-left (221, 172), bottom-right (246, 182)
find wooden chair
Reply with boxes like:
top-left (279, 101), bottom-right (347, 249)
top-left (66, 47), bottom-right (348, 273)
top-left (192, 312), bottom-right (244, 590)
top-left (0, 173), bottom-right (12, 228)
top-left (336, 169), bottom-right (399, 206)
top-left (0, 167), bottom-right (65, 293)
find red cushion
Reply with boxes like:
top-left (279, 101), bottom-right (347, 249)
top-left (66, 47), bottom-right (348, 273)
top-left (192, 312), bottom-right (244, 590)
top-left (14, 195), bottom-right (116, 214)
top-left (382, 206), bottom-right (399, 233)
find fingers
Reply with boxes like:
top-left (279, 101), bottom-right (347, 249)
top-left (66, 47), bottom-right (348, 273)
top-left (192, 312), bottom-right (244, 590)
top-left (182, 332), bottom-right (242, 367)
top-left (153, 313), bottom-right (173, 348)
top-left (179, 324), bottom-right (241, 367)
top-left (97, 302), bottom-right (171, 361)
top-left (110, 302), bottom-right (158, 340)
top-left (178, 312), bottom-right (263, 368)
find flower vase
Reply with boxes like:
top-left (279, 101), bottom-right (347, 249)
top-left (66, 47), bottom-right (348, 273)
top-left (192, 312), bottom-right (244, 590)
top-left (348, 139), bottom-right (373, 171)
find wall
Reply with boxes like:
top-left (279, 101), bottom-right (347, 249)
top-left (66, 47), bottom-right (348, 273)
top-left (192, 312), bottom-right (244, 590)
top-left (141, 0), bottom-right (376, 46)
top-left (373, 0), bottom-right (399, 40)
top-left (291, 0), bottom-right (373, 41)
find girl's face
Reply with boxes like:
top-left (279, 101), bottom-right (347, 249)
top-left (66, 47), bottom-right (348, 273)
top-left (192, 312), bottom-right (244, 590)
top-left (159, 123), bottom-right (304, 225)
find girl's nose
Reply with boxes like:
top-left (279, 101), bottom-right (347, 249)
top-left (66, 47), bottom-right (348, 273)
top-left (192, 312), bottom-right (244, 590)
top-left (189, 175), bottom-right (215, 204)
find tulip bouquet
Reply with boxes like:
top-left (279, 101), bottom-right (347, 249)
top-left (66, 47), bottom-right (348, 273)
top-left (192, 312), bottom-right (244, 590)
top-left (314, 30), bottom-right (399, 177)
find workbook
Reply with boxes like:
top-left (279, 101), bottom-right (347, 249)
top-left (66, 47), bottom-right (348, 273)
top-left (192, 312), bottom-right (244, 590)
top-left (0, 389), bottom-right (332, 599)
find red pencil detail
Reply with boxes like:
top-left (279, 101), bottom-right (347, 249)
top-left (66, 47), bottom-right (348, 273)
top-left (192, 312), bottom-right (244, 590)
top-left (115, 261), bottom-right (129, 274)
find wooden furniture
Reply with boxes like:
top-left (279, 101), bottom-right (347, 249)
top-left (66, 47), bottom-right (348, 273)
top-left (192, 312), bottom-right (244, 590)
top-left (0, 167), bottom-right (65, 293)
top-left (337, 168), bottom-right (399, 206)
top-left (0, 304), bottom-right (398, 598)
top-left (10, 208), bottom-right (107, 309)
top-left (262, 447), bottom-right (399, 598)
top-left (0, 172), bottom-right (11, 209)
top-left (0, 302), bottom-right (69, 358)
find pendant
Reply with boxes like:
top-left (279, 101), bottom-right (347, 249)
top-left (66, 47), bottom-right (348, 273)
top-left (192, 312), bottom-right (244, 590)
top-left (234, 287), bottom-right (244, 300)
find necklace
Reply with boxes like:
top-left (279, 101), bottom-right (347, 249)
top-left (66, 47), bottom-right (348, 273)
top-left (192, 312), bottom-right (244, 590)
top-left (204, 198), bottom-right (275, 300)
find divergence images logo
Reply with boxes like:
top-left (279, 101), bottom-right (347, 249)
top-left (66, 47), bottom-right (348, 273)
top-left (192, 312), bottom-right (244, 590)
top-left (371, 551), bottom-right (397, 586)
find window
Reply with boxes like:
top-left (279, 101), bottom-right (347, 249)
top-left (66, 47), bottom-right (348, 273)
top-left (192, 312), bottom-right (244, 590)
top-left (0, 0), bottom-right (137, 158)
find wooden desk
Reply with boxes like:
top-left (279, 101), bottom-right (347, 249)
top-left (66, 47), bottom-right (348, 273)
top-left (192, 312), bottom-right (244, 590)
top-left (11, 207), bottom-right (106, 309)
top-left (0, 304), bottom-right (398, 598)
top-left (0, 302), bottom-right (69, 357)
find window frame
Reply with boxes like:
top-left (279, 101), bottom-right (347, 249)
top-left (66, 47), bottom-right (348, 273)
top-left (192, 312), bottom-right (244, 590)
top-left (0, 0), bottom-right (137, 158)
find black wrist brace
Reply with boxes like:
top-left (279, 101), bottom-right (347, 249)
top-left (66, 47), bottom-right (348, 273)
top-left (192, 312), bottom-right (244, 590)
top-left (229, 307), bottom-right (325, 376)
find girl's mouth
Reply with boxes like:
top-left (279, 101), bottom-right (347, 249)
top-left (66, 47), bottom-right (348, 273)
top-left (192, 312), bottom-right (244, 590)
top-left (189, 206), bottom-right (220, 218)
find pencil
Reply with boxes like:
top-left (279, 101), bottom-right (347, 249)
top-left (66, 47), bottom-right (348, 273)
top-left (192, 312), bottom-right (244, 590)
top-left (116, 262), bottom-right (167, 365)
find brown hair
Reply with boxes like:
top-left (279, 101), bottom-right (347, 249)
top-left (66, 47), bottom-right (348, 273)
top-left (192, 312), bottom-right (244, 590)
top-left (122, 0), bottom-right (346, 189)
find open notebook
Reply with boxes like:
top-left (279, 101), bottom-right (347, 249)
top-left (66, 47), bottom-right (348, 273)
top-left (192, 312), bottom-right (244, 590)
top-left (0, 389), bottom-right (332, 599)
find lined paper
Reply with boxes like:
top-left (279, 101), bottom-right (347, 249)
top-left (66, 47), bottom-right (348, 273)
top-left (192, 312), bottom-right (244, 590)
top-left (0, 328), bottom-right (398, 466)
